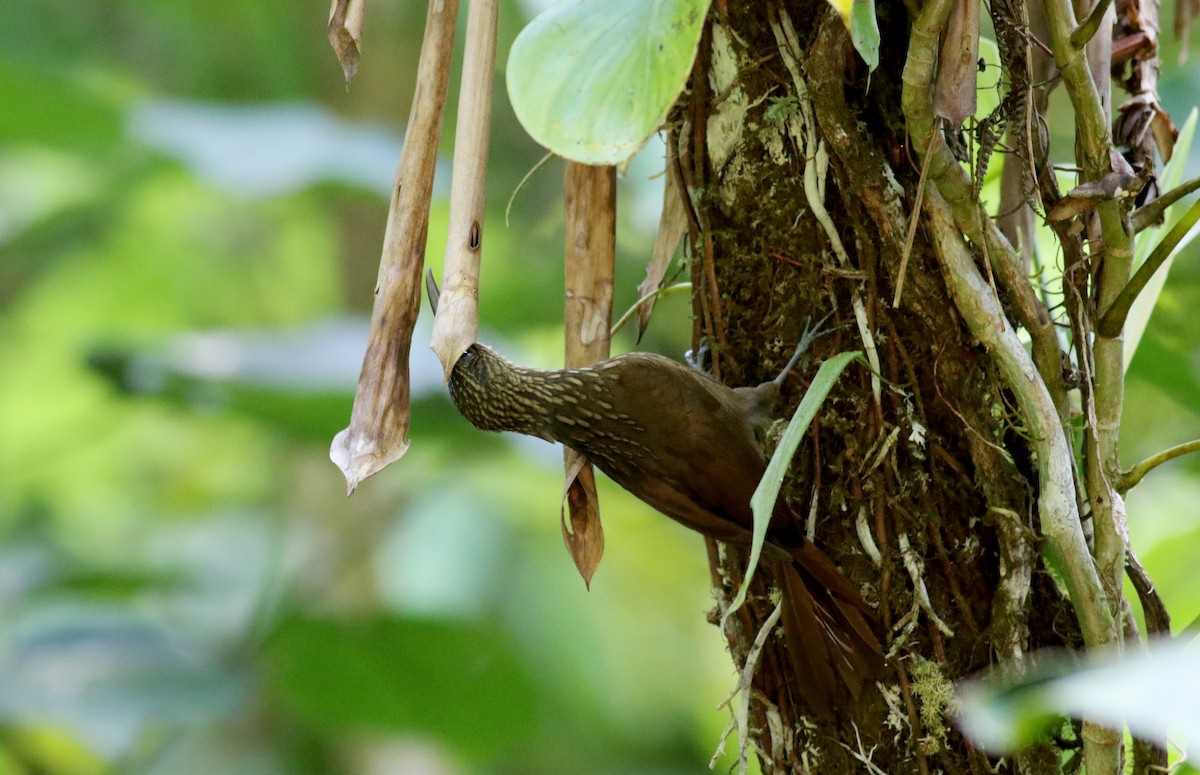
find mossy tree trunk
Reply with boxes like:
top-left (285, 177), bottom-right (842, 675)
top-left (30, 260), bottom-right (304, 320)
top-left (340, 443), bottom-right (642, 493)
top-left (668, 1), bottom-right (1166, 771)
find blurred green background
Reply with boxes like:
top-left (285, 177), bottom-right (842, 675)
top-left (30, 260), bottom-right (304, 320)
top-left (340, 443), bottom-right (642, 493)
top-left (2, 1), bottom-right (1200, 773)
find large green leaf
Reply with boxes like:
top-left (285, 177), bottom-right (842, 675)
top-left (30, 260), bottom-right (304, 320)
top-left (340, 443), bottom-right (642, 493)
top-left (507, 0), bottom-right (712, 164)
top-left (958, 639), bottom-right (1200, 754)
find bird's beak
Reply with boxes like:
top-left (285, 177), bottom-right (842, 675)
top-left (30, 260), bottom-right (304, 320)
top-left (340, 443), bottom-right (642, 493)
top-left (425, 268), bottom-right (441, 315)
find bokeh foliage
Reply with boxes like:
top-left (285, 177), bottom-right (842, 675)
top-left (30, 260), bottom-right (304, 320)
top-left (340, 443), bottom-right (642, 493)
top-left (2, 0), bottom-right (1200, 773)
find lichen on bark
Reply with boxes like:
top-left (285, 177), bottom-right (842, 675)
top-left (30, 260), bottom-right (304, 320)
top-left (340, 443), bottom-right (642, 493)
top-left (671, 2), bottom-right (1081, 771)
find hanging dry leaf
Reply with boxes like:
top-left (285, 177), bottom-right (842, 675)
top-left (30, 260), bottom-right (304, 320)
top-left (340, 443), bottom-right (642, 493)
top-left (1111, 0), bottom-right (1174, 220)
top-left (330, 0), bottom-right (459, 493)
top-left (635, 169), bottom-right (687, 342)
top-left (1150, 106), bottom-right (1179, 163)
top-left (561, 161), bottom-right (616, 586)
top-left (562, 450), bottom-right (605, 588)
top-left (933, 0), bottom-right (978, 127)
top-left (429, 0), bottom-right (500, 377)
top-left (327, 0), bottom-right (366, 85)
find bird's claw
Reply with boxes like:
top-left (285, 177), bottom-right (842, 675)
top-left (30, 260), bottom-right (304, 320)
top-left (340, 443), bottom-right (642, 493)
top-left (773, 312), bottom-right (842, 385)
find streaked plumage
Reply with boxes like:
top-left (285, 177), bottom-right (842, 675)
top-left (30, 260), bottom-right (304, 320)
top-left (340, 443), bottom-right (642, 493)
top-left (449, 342), bottom-right (884, 716)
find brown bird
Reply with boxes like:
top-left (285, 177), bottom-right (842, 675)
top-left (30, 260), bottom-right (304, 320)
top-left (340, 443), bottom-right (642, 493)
top-left (447, 339), bottom-right (884, 717)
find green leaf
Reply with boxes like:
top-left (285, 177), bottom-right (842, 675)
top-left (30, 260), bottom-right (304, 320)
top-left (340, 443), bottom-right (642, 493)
top-left (0, 63), bottom-right (120, 153)
top-left (506, 0), bottom-right (712, 164)
top-left (849, 0), bottom-right (880, 70)
top-left (724, 351), bottom-right (861, 622)
top-left (958, 639), bottom-right (1200, 753)
top-left (264, 615), bottom-right (538, 760)
top-left (1126, 107), bottom-right (1199, 370)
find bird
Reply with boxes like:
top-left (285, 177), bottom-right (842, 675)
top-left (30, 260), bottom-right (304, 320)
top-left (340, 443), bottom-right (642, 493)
top-left (445, 334), bottom-right (885, 718)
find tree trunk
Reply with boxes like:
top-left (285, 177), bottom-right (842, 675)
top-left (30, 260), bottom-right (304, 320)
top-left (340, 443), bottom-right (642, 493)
top-left (672, 2), bottom-right (1102, 771)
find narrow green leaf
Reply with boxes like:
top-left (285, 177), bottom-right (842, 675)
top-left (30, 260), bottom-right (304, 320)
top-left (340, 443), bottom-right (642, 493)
top-left (1125, 107), bottom-right (1198, 370)
top-left (724, 351), bottom-right (861, 622)
top-left (506, 0), bottom-right (712, 165)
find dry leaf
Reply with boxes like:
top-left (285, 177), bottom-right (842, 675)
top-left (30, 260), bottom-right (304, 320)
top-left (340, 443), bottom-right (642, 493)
top-left (327, 0), bottom-right (366, 85)
top-left (1150, 106), bottom-right (1179, 162)
top-left (933, 0), bottom-right (979, 128)
top-left (561, 162), bottom-right (615, 585)
top-left (1046, 194), bottom-right (1099, 223)
top-left (1112, 31), bottom-right (1152, 63)
top-left (636, 169), bottom-right (686, 342)
top-left (330, 0), bottom-right (459, 493)
top-left (562, 450), bottom-right (605, 588)
top-left (1046, 167), bottom-right (1149, 222)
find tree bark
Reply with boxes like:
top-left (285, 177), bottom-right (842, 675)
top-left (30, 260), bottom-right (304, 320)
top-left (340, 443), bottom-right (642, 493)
top-left (673, 3), bottom-right (1085, 771)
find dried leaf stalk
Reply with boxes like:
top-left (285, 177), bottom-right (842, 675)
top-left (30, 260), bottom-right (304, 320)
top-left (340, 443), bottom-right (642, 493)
top-left (430, 0), bottom-right (500, 376)
top-left (330, 0), bottom-right (460, 493)
top-left (561, 162), bottom-right (616, 587)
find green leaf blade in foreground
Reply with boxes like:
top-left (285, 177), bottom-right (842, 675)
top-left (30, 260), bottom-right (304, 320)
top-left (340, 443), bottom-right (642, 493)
top-left (1125, 107), bottom-right (1198, 371)
top-left (507, 0), bottom-right (712, 164)
top-left (958, 638), bottom-right (1200, 754)
top-left (725, 350), bottom-right (862, 621)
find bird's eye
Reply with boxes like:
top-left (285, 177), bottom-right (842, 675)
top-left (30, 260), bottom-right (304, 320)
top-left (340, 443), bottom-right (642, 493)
top-left (460, 347), bottom-right (483, 375)
top-left (450, 350), bottom-right (472, 378)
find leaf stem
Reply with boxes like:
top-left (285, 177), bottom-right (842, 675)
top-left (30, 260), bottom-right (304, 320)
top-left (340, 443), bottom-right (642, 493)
top-left (1131, 173), bottom-right (1200, 234)
top-left (609, 282), bottom-right (693, 336)
top-left (1119, 439), bottom-right (1200, 492)
top-left (1069, 0), bottom-right (1114, 49)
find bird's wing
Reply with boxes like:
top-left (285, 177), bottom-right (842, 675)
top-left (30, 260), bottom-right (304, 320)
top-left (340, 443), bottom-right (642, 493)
top-left (603, 355), bottom-right (768, 535)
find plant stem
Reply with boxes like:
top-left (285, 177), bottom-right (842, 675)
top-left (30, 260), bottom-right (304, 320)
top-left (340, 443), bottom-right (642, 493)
top-left (1120, 439), bottom-right (1200, 492)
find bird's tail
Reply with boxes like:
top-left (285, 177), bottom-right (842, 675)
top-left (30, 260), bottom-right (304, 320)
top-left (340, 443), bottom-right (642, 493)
top-left (766, 544), bottom-right (885, 719)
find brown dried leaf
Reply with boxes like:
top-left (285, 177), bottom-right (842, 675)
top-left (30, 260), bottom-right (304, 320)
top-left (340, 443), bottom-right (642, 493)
top-left (330, 0), bottom-right (459, 493)
top-left (564, 163), bottom-right (616, 363)
top-left (1046, 169), bottom-right (1146, 222)
top-left (635, 170), bottom-right (686, 342)
top-left (429, 0), bottom-right (500, 378)
top-left (1110, 147), bottom-right (1136, 178)
top-left (1112, 31), bottom-right (1152, 64)
top-left (562, 449), bottom-right (605, 588)
top-left (327, 0), bottom-right (366, 85)
top-left (934, 0), bottom-right (979, 127)
top-left (1046, 194), bottom-right (1098, 222)
top-left (1150, 105), bottom-right (1179, 163)
top-left (561, 161), bottom-right (615, 585)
